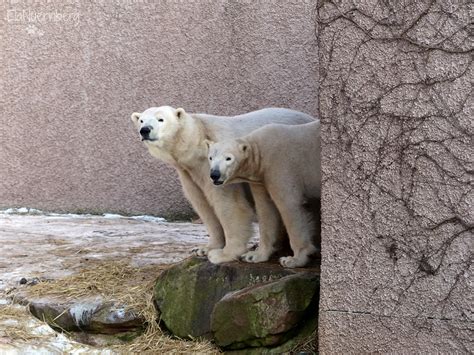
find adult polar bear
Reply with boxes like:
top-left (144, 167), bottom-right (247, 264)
top-left (131, 106), bottom-right (314, 264)
top-left (206, 121), bottom-right (321, 268)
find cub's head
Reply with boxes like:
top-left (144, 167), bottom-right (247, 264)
top-left (205, 139), bottom-right (249, 186)
top-left (131, 106), bottom-right (186, 148)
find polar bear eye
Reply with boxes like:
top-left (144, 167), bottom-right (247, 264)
top-left (209, 157), bottom-right (212, 161)
top-left (140, 119), bottom-right (143, 123)
top-left (226, 157), bottom-right (232, 161)
top-left (158, 118), bottom-right (164, 122)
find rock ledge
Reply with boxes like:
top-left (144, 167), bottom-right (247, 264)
top-left (153, 256), bottom-right (319, 350)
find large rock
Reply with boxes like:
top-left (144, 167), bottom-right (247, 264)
top-left (153, 256), bottom-right (319, 344)
top-left (211, 273), bottom-right (319, 349)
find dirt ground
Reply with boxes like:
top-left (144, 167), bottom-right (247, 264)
top-left (0, 209), bottom-right (210, 353)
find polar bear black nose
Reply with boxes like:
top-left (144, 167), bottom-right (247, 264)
top-left (140, 126), bottom-right (151, 138)
top-left (210, 169), bottom-right (221, 182)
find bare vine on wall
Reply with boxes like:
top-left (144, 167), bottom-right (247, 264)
top-left (318, 0), bottom-right (472, 345)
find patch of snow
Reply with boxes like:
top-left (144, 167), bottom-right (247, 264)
top-left (1, 319), bottom-right (19, 326)
top-left (30, 322), bottom-right (56, 335)
top-left (130, 215), bottom-right (166, 223)
top-left (114, 308), bottom-right (126, 319)
top-left (47, 213), bottom-right (90, 219)
top-left (0, 207), bottom-right (43, 215)
top-left (103, 213), bottom-right (166, 223)
top-left (102, 213), bottom-right (123, 219)
top-left (69, 299), bottom-right (102, 326)
top-left (0, 316), bottom-right (114, 354)
top-left (0, 207), bottom-right (166, 223)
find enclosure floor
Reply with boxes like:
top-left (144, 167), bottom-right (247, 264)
top-left (0, 212), bottom-right (210, 353)
top-left (0, 213), bottom-right (210, 292)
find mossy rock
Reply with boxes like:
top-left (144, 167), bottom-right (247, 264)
top-left (227, 313), bottom-right (318, 355)
top-left (153, 257), bottom-right (301, 339)
top-left (211, 273), bottom-right (319, 349)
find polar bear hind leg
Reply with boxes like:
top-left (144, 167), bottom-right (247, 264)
top-left (269, 187), bottom-right (317, 268)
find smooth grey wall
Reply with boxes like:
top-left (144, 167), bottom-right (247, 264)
top-left (318, 0), bottom-right (473, 352)
top-left (0, 0), bottom-right (318, 218)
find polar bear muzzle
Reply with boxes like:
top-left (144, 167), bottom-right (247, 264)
top-left (140, 126), bottom-right (159, 142)
top-left (140, 126), bottom-right (152, 140)
top-left (210, 169), bottom-right (223, 185)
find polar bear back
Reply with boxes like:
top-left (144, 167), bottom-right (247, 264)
top-left (194, 108), bottom-right (314, 141)
top-left (247, 120), bottom-right (321, 198)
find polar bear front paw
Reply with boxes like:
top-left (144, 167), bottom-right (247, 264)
top-left (279, 255), bottom-right (309, 268)
top-left (241, 250), bottom-right (270, 263)
top-left (207, 249), bottom-right (238, 264)
top-left (190, 246), bottom-right (209, 257)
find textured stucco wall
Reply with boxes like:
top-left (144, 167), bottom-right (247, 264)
top-left (0, 0), bottom-right (318, 218)
top-left (318, 1), bottom-right (473, 353)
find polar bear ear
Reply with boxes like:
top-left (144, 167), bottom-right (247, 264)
top-left (131, 112), bottom-right (141, 123)
top-left (203, 139), bottom-right (214, 151)
top-left (238, 140), bottom-right (249, 156)
top-left (176, 108), bottom-right (186, 119)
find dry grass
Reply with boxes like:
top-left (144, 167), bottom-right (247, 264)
top-left (0, 305), bottom-right (49, 343)
top-left (23, 259), bottom-right (220, 354)
top-left (114, 326), bottom-right (218, 354)
top-left (290, 328), bottom-right (318, 353)
top-left (0, 305), bottom-right (41, 342)
top-left (25, 259), bottom-right (165, 323)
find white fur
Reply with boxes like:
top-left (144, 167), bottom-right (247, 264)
top-left (131, 106), bottom-right (314, 264)
top-left (207, 121), bottom-right (321, 268)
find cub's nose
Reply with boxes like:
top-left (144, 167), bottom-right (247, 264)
top-left (140, 126), bottom-right (151, 139)
top-left (210, 169), bottom-right (221, 183)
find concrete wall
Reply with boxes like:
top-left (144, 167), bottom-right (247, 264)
top-left (0, 0), bottom-right (318, 218)
top-left (318, 0), bottom-right (473, 353)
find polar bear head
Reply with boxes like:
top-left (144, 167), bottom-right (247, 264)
top-left (205, 139), bottom-right (250, 186)
top-left (131, 106), bottom-right (186, 148)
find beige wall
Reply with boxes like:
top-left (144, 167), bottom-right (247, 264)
top-left (0, 0), bottom-right (318, 218)
top-left (318, 0), bottom-right (473, 353)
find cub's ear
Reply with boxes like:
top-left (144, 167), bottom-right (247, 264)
top-left (176, 108), bottom-right (186, 119)
top-left (203, 139), bottom-right (214, 150)
top-left (237, 140), bottom-right (249, 156)
top-left (131, 112), bottom-right (141, 123)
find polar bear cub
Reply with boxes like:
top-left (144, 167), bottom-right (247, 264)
top-left (131, 106), bottom-right (314, 264)
top-left (206, 121), bottom-right (321, 268)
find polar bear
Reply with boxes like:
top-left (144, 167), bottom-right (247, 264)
top-left (131, 106), bottom-right (314, 264)
top-left (205, 121), bottom-right (321, 268)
